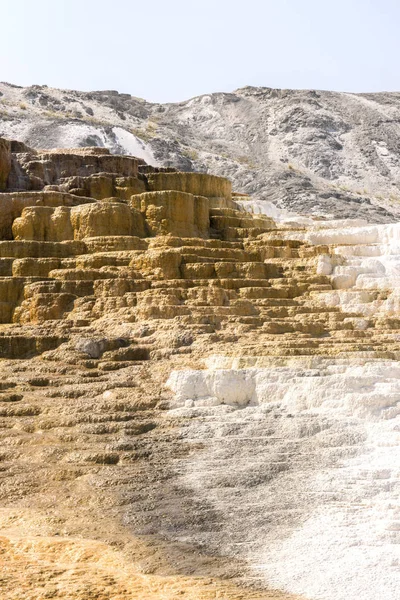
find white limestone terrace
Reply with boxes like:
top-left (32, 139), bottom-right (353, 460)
top-left (166, 356), bottom-right (400, 600)
top-left (237, 198), bottom-right (400, 319)
top-left (165, 203), bottom-right (400, 600)
top-left (296, 221), bottom-right (400, 319)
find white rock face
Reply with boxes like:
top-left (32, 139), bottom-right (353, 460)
top-left (307, 222), bottom-right (400, 317)
top-left (239, 198), bottom-right (400, 319)
top-left (166, 211), bottom-right (400, 600)
top-left (235, 198), bottom-right (314, 227)
top-left (167, 359), bottom-right (400, 417)
top-left (111, 126), bottom-right (159, 164)
top-left (167, 368), bottom-right (256, 408)
top-left (166, 357), bottom-right (400, 600)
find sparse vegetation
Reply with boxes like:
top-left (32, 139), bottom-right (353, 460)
top-left (286, 162), bottom-right (306, 175)
top-left (146, 119), bottom-right (158, 135)
top-left (237, 155), bottom-right (257, 169)
top-left (130, 127), bottom-right (151, 142)
top-left (130, 120), bottom-right (159, 142)
top-left (43, 110), bottom-right (66, 120)
top-left (182, 148), bottom-right (199, 161)
top-left (86, 116), bottom-right (108, 126)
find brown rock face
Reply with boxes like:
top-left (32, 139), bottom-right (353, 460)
top-left (0, 191), bottom-right (94, 239)
top-left (0, 138), bottom-right (11, 191)
top-left (147, 171), bottom-right (232, 200)
top-left (13, 205), bottom-right (74, 241)
top-left (131, 190), bottom-right (209, 237)
top-left (71, 201), bottom-right (146, 239)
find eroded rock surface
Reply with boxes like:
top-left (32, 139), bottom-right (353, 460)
top-left (0, 138), bottom-right (11, 191)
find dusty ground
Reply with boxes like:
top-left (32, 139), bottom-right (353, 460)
top-left (0, 340), bottom-right (304, 599)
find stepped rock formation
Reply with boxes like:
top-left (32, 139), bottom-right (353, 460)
top-left (0, 137), bottom-right (399, 600)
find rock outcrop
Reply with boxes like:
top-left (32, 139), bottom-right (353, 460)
top-left (0, 138), bottom-right (11, 191)
top-left (1, 137), bottom-right (399, 600)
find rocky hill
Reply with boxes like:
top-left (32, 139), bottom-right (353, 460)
top-left (2, 82), bottom-right (400, 223)
top-left (0, 135), bottom-right (400, 600)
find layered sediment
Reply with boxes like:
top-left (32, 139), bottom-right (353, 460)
top-left (0, 138), bottom-right (399, 600)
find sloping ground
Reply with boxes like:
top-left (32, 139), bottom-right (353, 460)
top-left (0, 139), bottom-right (399, 599)
top-left (1, 82), bottom-right (400, 222)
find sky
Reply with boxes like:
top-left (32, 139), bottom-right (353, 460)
top-left (1, 0), bottom-right (399, 103)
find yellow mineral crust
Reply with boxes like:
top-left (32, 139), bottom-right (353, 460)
top-left (0, 533), bottom-right (300, 600)
top-left (131, 190), bottom-right (209, 237)
top-left (146, 171), bottom-right (232, 200)
top-left (0, 191), bottom-right (94, 239)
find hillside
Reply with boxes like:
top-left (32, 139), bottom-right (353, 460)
top-left (1, 82), bottom-right (400, 222)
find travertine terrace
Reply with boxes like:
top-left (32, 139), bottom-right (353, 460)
top-left (0, 138), bottom-right (399, 600)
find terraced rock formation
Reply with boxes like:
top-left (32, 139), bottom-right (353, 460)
top-left (0, 138), bottom-right (399, 600)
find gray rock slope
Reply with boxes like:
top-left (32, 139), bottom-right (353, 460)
top-left (1, 81), bottom-right (400, 222)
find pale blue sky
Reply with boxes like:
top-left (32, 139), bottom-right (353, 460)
top-left (1, 0), bottom-right (399, 102)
